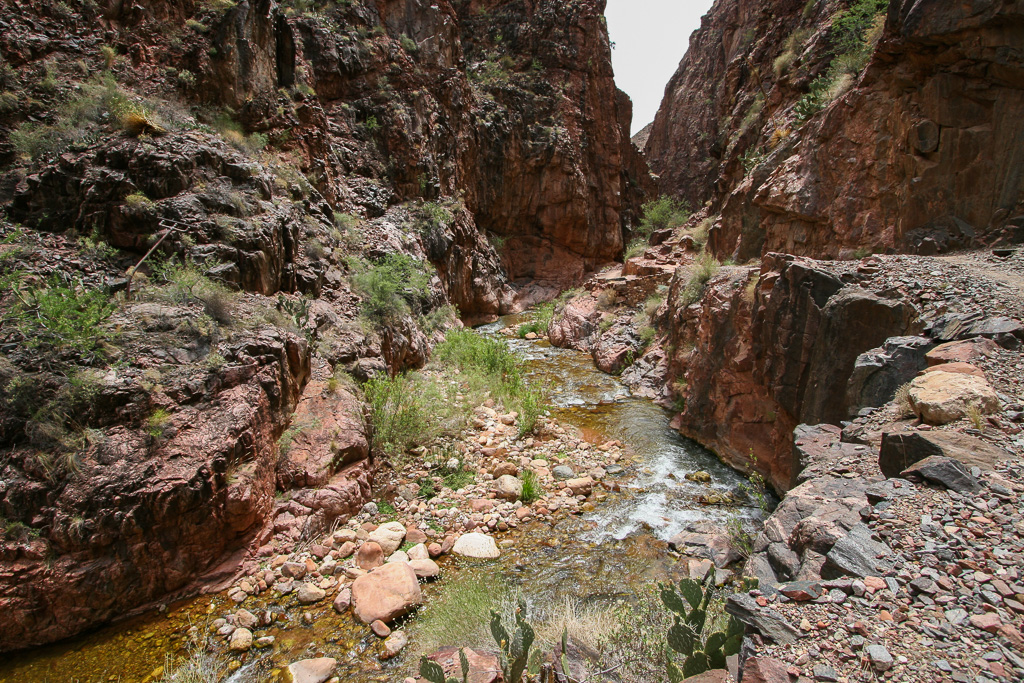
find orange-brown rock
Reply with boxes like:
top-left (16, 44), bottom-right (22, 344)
top-left (351, 562), bottom-right (422, 624)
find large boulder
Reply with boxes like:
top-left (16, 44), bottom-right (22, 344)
top-left (878, 430), bottom-right (1007, 478)
top-left (724, 594), bottom-right (800, 644)
top-left (351, 562), bottom-right (422, 624)
top-left (908, 371), bottom-right (1000, 424)
top-left (451, 533), bottom-right (501, 559)
top-left (823, 524), bottom-right (894, 578)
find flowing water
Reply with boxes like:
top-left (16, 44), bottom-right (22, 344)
top-left (0, 315), bottom-right (755, 682)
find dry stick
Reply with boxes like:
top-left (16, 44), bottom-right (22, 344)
top-left (125, 219), bottom-right (186, 300)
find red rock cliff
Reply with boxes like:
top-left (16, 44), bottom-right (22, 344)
top-left (645, 0), bottom-right (1024, 260)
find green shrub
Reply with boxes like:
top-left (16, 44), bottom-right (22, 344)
top-left (12, 275), bottom-right (116, 357)
top-left (0, 90), bottom-right (18, 113)
top-left (637, 196), bottom-right (690, 240)
top-left (147, 408), bottom-right (171, 439)
top-left (678, 253), bottom-right (720, 308)
top-left (624, 239), bottom-right (647, 260)
top-left (352, 253), bottom-right (432, 324)
top-left (417, 201), bottom-right (454, 236)
top-left (154, 257), bottom-right (236, 324)
top-left (400, 34), bottom-right (418, 54)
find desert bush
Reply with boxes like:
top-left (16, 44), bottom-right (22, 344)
top-left (10, 274), bottom-right (116, 358)
top-left (677, 253), bottom-right (720, 308)
top-left (636, 196), bottom-right (690, 240)
top-left (624, 239), bottom-right (646, 260)
top-left (155, 257), bottom-right (236, 324)
top-left (352, 253), bottom-right (432, 324)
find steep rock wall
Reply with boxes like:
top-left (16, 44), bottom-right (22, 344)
top-left (663, 254), bottom-right (918, 492)
top-left (646, 0), bottom-right (1024, 260)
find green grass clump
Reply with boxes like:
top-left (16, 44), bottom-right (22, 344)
top-left (677, 253), bottom-right (721, 308)
top-left (147, 408), bottom-right (171, 438)
top-left (408, 572), bottom-right (514, 658)
top-left (366, 328), bottom-right (546, 459)
top-left (520, 469), bottom-right (541, 503)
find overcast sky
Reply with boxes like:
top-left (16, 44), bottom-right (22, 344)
top-left (605, 0), bottom-right (715, 136)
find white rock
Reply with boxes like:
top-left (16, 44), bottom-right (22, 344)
top-left (369, 521), bottom-right (407, 555)
top-left (387, 550), bottom-right (410, 564)
top-left (406, 543), bottom-right (430, 560)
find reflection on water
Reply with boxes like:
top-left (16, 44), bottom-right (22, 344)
top-left (0, 316), bottom-right (756, 682)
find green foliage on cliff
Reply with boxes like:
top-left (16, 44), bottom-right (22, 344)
top-left (795, 0), bottom-right (888, 124)
top-left (352, 253), bottom-right (433, 324)
top-left (7, 274), bottom-right (116, 359)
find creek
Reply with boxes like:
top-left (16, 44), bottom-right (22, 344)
top-left (0, 315), bottom-right (755, 682)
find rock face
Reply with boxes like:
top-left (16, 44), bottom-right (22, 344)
top-left (646, 0), bottom-right (1024, 259)
top-left (664, 254), bottom-right (917, 491)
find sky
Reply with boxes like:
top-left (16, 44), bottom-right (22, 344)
top-left (605, 0), bottom-right (716, 136)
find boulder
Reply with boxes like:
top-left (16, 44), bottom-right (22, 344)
top-left (846, 336), bottom-right (933, 414)
top-left (901, 455), bottom-right (981, 493)
top-left (741, 656), bottom-right (793, 683)
top-left (452, 533), bottom-right (501, 559)
top-left (229, 627), bottom-right (253, 651)
top-left (921, 362), bottom-right (985, 378)
top-left (681, 669), bottom-right (732, 683)
top-left (368, 521), bottom-right (407, 555)
top-left (284, 657), bottom-right (337, 683)
top-left (925, 338), bottom-right (1000, 365)
top-left (967, 316), bottom-right (1024, 349)
top-left (552, 465), bottom-right (575, 480)
top-left (295, 583), bottom-right (326, 605)
top-left (356, 541), bottom-right (384, 570)
top-left (351, 562), bottom-right (422, 624)
top-left (492, 462), bottom-right (518, 478)
top-left (409, 559), bottom-right (441, 579)
top-left (425, 647), bottom-right (501, 683)
top-left (565, 476), bottom-right (593, 496)
top-left (908, 371), bottom-right (1000, 424)
top-left (494, 474), bottom-right (523, 501)
top-left (878, 430), bottom-right (1005, 478)
top-left (823, 524), bottom-right (894, 578)
top-left (407, 543), bottom-right (430, 560)
top-left (382, 630), bottom-right (408, 659)
top-left (332, 587), bottom-right (351, 613)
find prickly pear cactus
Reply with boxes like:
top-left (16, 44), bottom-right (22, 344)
top-left (490, 599), bottom-right (535, 683)
top-left (661, 568), bottom-right (753, 680)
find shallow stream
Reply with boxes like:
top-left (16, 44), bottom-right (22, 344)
top-left (0, 315), bottom-right (753, 682)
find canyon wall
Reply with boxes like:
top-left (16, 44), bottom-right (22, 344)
top-left (645, 0), bottom-right (1024, 260)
